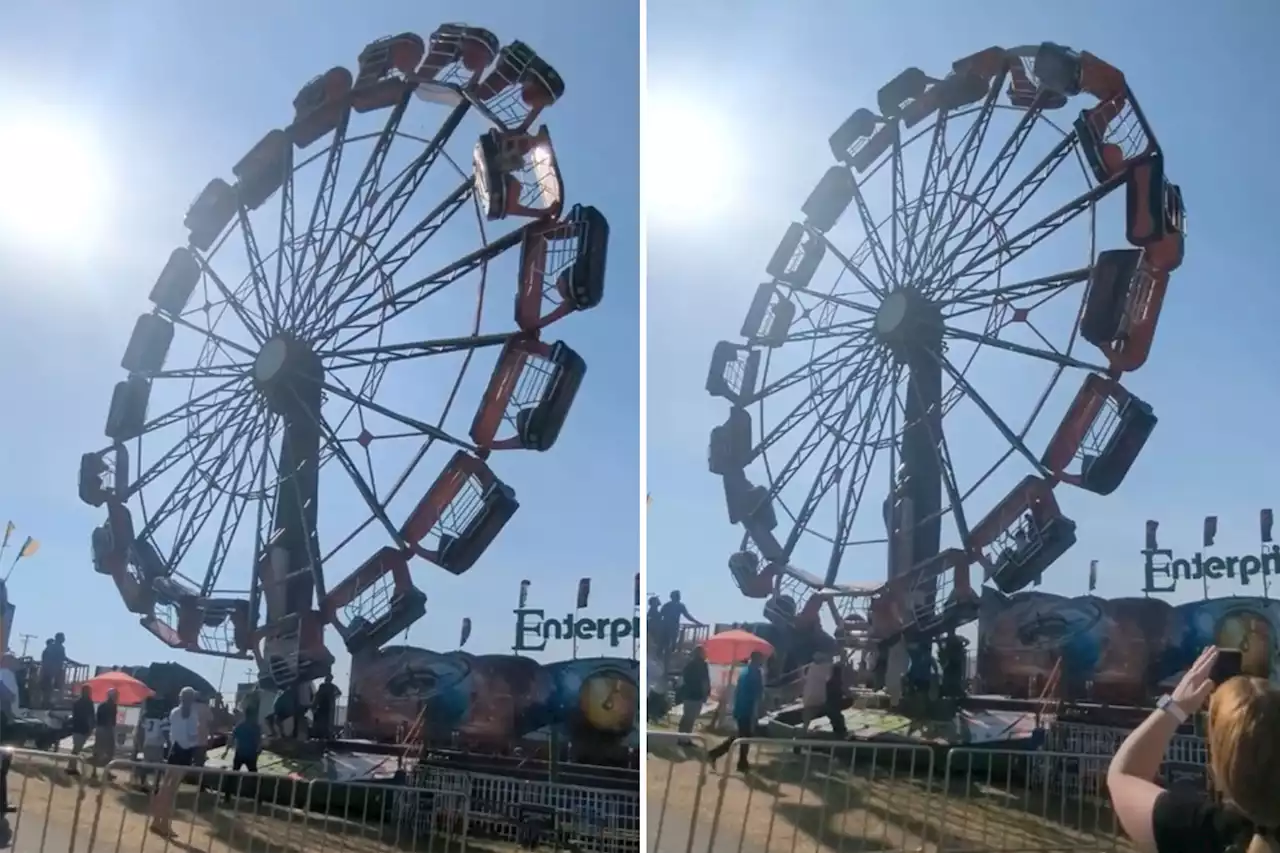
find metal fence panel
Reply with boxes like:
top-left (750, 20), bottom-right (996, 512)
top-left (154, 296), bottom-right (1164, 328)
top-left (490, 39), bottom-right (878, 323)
top-left (648, 733), bottom-right (936, 853)
top-left (646, 733), bottom-right (1148, 853)
top-left (0, 746), bottom-right (638, 853)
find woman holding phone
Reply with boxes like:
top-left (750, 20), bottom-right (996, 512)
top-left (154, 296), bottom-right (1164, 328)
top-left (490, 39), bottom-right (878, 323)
top-left (1108, 647), bottom-right (1280, 853)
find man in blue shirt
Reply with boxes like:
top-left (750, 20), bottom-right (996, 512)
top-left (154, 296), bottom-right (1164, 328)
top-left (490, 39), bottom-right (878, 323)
top-left (707, 651), bottom-right (765, 772)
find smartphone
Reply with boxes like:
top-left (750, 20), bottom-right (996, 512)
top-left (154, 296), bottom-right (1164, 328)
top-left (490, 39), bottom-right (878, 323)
top-left (1211, 648), bottom-right (1244, 685)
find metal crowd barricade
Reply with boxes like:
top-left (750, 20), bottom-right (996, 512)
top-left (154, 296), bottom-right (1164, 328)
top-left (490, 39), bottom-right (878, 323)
top-left (647, 732), bottom-right (937, 853)
top-left (76, 757), bottom-right (471, 853)
top-left (646, 730), bottom-right (711, 853)
top-left (645, 731), bottom-right (1149, 853)
top-left (417, 763), bottom-right (640, 853)
top-left (0, 747), bottom-right (94, 853)
top-left (940, 748), bottom-right (1131, 852)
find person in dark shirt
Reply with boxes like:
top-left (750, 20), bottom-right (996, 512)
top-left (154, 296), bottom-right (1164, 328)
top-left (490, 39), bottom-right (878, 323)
top-left (312, 675), bottom-right (341, 740)
top-left (707, 652), bottom-right (765, 772)
top-left (1110, 647), bottom-right (1280, 853)
top-left (222, 711), bottom-right (262, 803)
top-left (676, 647), bottom-right (711, 744)
top-left (658, 591), bottom-right (703, 661)
top-left (38, 640), bottom-right (57, 707)
top-left (90, 688), bottom-right (118, 782)
top-left (67, 686), bottom-right (95, 775)
top-left (823, 664), bottom-right (847, 738)
top-left (646, 596), bottom-right (662, 652)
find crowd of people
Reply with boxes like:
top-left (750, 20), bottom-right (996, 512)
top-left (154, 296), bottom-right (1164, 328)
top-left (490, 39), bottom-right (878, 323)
top-left (0, 632), bottom-right (348, 837)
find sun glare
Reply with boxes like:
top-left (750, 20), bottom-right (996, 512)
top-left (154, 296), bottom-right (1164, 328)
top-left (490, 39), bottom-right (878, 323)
top-left (0, 112), bottom-right (111, 255)
top-left (645, 94), bottom-right (741, 226)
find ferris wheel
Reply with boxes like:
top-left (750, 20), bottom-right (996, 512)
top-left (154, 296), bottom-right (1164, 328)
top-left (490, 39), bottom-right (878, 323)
top-left (78, 24), bottom-right (610, 689)
top-left (709, 43), bottom-right (1183, 653)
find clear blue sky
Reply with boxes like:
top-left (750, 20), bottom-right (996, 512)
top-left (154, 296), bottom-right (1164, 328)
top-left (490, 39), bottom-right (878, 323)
top-left (0, 1), bottom-right (638, 693)
top-left (647, 0), bottom-right (1280, 628)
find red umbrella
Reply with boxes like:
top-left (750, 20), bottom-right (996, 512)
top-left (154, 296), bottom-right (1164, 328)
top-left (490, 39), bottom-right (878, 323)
top-left (701, 629), bottom-right (774, 666)
top-left (81, 671), bottom-right (154, 705)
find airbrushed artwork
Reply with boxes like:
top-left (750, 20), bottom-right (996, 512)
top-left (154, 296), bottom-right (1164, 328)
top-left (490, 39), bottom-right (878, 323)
top-left (347, 646), bottom-right (639, 745)
top-left (978, 588), bottom-right (1279, 704)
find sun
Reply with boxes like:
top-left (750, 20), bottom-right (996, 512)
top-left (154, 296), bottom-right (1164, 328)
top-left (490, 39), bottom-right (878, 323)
top-left (645, 92), bottom-right (742, 227)
top-left (0, 111), bottom-right (112, 255)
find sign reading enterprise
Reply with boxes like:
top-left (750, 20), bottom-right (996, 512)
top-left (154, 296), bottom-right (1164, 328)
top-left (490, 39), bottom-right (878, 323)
top-left (1143, 545), bottom-right (1280, 593)
top-left (513, 608), bottom-right (640, 653)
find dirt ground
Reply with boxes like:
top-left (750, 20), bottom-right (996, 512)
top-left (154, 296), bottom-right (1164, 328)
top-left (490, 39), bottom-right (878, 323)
top-left (2, 752), bottom-right (515, 853)
top-left (646, 733), bottom-right (1136, 853)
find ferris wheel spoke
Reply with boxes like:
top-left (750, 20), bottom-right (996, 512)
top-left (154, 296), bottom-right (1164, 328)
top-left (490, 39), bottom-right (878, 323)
top-left (889, 126), bottom-right (909, 283)
top-left (135, 391), bottom-right (260, 547)
top-left (126, 375), bottom-right (248, 448)
top-left (751, 339), bottom-right (881, 464)
top-left (235, 205), bottom-right (279, 336)
top-left (943, 326), bottom-right (1106, 372)
top-left (190, 253), bottom-right (269, 345)
top-left (920, 108), bottom-right (1044, 293)
top-left (782, 352), bottom-right (892, 559)
top-left (936, 352), bottom-right (1049, 477)
top-left (320, 333), bottom-right (508, 372)
top-left (817, 237), bottom-right (887, 308)
top-left (271, 154), bottom-right (298, 327)
top-left (746, 334), bottom-right (877, 407)
top-left (763, 347), bottom-right (886, 508)
top-left (150, 364), bottom-right (252, 381)
top-left (314, 378), bottom-right (475, 453)
top-left (201, 413), bottom-right (274, 595)
top-left (909, 73), bottom-right (1006, 280)
top-left (169, 407), bottom-right (268, 589)
top-left (940, 268), bottom-right (1089, 316)
top-left (900, 111), bottom-right (949, 282)
top-left (848, 180), bottom-right (893, 296)
top-left (774, 317), bottom-right (874, 346)
top-left (293, 92), bottom-right (419, 329)
top-left (930, 131), bottom-right (1080, 298)
top-left (126, 385), bottom-right (251, 500)
top-left (288, 112), bottom-right (353, 326)
top-left (302, 98), bottom-right (470, 334)
top-left (297, 391), bottom-right (408, 550)
top-left (942, 174), bottom-right (1124, 300)
top-left (320, 227), bottom-right (525, 352)
top-left (304, 176), bottom-right (473, 340)
top-left (822, 357), bottom-right (898, 583)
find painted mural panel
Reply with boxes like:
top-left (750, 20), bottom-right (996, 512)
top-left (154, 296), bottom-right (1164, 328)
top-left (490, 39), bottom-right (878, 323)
top-left (348, 646), bottom-right (639, 748)
top-left (978, 588), bottom-right (1279, 704)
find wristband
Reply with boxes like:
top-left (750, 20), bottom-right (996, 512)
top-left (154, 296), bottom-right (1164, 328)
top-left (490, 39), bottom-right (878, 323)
top-left (1157, 694), bottom-right (1188, 724)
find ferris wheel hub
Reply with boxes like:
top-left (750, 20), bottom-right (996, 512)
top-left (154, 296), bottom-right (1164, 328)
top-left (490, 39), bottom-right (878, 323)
top-left (873, 288), bottom-right (943, 354)
top-left (254, 338), bottom-right (291, 383)
top-left (253, 336), bottom-right (324, 414)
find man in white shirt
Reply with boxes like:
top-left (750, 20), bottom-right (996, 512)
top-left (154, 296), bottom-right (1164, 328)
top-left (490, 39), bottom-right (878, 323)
top-left (150, 687), bottom-right (202, 837)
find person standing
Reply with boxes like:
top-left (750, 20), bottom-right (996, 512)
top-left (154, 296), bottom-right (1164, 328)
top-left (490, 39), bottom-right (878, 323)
top-left (151, 687), bottom-right (201, 837)
top-left (823, 662), bottom-right (849, 738)
top-left (68, 685), bottom-right (94, 775)
top-left (658, 591), bottom-right (703, 661)
top-left (676, 647), bottom-right (711, 745)
top-left (707, 651), bottom-right (765, 773)
top-left (90, 688), bottom-right (118, 782)
top-left (134, 701), bottom-right (169, 793)
top-left (799, 652), bottom-right (834, 736)
top-left (222, 708), bottom-right (262, 803)
top-left (312, 674), bottom-right (340, 740)
top-left (37, 640), bottom-right (57, 707)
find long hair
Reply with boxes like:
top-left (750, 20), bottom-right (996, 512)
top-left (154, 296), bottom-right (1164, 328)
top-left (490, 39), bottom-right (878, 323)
top-left (1209, 677), bottom-right (1280, 853)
